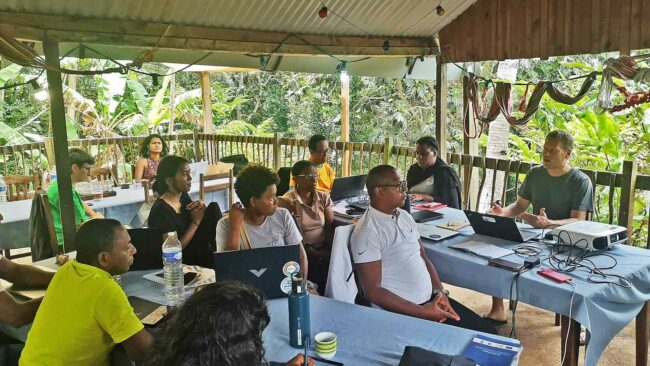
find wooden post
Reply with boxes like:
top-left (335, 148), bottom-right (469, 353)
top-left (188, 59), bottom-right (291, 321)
top-left (636, 301), bottom-right (649, 366)
top-left (169, 73), bottom-right (176, 134)
top-left (435, 57), bottom-right (448, 159)
top-left (341, 73), bottom-right (351, 177)
top-left (463, 75), bottom-right (479, 209)
top-left (44, 40), bottom-right (76, 252)
top-left (383, 137), bottom-right (394, 165)
top-left (43, 137), bottom-right (55, 168)
top-left (192, 130), bottom-right (201, 162)
top-left (273, 132), bottom-right (282, 171)
top-left (200, 71), bottom-right (214, 134)
top-left (618, 160), bottom-right (638, 239)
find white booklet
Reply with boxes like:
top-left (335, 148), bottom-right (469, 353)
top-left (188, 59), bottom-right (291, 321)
top-left (449, 240), bottom-right (513, 259)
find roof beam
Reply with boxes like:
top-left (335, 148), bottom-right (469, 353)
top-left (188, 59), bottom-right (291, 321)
top-left (0, 11), bottom-right (433, 57)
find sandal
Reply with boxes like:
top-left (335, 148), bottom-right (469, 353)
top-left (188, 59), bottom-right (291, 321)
top-left (483, 315), bottom-right (508, 326)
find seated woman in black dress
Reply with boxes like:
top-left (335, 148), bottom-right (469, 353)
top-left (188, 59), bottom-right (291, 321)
top-left (406, 136), bottom-right (462, 209)
top-left (148, 155), bottom-right (221, 267)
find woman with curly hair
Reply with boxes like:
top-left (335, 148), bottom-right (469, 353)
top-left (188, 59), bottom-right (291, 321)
top-left (215, 164), bottom-right (308, 276)
top-left (149, 281), bottom-right (313, 366)
top-left (134, 134), bottom-right (168, 181)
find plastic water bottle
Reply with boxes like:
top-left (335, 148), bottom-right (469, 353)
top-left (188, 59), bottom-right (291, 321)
top-left (288, 272), bottom-right (310, 348)
top-left (162, 231), bottom-right (183, 304)
top-left (0, 175), bottom-right (7, 205)
top-left (50, 166), bottom-right (57, 182)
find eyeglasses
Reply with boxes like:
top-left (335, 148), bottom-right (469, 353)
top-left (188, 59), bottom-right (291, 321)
top-left (376, 180), bottom-right (408, 193)
top-left (295, 173), bottom-right (319, 179)
top-left (312, 149), bottom-right (329, 156)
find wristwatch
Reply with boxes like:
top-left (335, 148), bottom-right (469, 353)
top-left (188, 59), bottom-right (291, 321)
top-left (433, 288), bottom-right (449, 297)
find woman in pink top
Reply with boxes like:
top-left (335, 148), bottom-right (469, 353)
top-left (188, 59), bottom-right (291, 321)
top-left (134, 134), bottom-right (168, 181)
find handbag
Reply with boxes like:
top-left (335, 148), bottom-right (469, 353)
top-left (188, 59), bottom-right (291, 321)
top-left (220, 154), bottom-right (249, 175)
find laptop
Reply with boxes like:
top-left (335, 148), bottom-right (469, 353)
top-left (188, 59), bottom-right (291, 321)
top-left (189, 161), bottom-right (209, 183)
top-left (463, 210), bottom-right (540, 243)
top-left (330, 174), bottom-right (367, 202)
top-left (128, 228), bottom-right (166, 270)
top-left (213, 245), bottom-right (301, 299)
top-left (410, 210), bottom-right (444, 223)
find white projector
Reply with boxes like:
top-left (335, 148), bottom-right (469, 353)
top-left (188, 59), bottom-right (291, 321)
top-left (549, 221), bottom-right (627, 251)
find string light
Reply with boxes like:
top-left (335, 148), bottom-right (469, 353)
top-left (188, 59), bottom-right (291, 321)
top-left (319, 6), bottom-right (328, 18)
top-left (436, 5), bottom-right (445, 16)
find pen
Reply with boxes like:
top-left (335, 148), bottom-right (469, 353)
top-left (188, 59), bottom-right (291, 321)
top-left (310, 356), bottom-right (344, 366)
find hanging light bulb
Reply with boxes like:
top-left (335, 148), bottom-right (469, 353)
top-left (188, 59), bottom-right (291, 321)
top-left (152, 74), bottom-right (160, 87)
top-left (436, 5), bottom-right (445, 16)
top-left (319, 6), bottom-right (328, 18)
top-left (338, 61), bottom-right (349, 82)
top-left (383, 40), bottom-right (391, 52)
top-left (259, 55), bottom-right (268, 68)
top-left (30, 79), bottom-right (48, 101)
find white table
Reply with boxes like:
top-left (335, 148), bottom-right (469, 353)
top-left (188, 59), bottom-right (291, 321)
top-left (0, 179), bottom-right (236, 250)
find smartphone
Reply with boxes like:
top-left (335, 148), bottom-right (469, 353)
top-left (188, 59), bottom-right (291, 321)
top-left (155, 271), bottom-right (198, 285)
top-left (488, 258), bottom-right (524, 272)
top-left (538, 268), bottom-right (572, 283)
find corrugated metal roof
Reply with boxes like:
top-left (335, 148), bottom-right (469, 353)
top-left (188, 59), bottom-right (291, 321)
top-left (0, 0), bottom-right (476, 38)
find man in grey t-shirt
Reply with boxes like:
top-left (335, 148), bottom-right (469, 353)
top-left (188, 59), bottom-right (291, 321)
top-left (488, 130), bottom-right (593, 228)
top-left (484, 130), bottom-right (593, 324)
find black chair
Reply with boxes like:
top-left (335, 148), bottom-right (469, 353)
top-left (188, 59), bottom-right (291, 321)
top-left (277, 167), bottom-right (291, 196)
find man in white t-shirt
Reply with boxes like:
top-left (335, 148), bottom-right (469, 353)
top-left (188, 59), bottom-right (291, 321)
top-left (351, 165), bottom-right (495, 334)
top-left (215, 164), bottom-right (308, 275)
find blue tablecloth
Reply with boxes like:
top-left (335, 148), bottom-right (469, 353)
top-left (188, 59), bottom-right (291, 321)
top-left (122, 271), bottom-right (520, 365)
top-left (0, 184), bottom-right (233, 250)
top-left (32, 254), bottom-right (520, 366)
top-left (423, 207), bottom-right (650, 366)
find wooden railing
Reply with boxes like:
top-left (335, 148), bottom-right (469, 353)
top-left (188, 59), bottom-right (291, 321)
top-left (1, 133), bottom-right (648, 247)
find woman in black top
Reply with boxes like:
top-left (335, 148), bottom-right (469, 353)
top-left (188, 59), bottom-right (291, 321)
top-left (148, 156), bottom-right (220, 266)
top-left (406, 136), bottom-right (462, 209)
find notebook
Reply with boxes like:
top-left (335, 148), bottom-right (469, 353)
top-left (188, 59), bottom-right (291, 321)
top-left (449, 240), bottom-right (514, 259)
top-left (462, 334), bottom-right (522, 366)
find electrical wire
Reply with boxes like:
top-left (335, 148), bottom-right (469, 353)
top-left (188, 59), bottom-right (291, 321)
top-left (560, 281), bottom-right (577, 366)
top-left (543, 230), bottom-right (631, 288)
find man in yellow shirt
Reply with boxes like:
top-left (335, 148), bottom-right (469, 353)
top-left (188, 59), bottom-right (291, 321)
top-left (20, 219), bottom-right (154, 366)
top-left (289, 134), bottom-right (335, 192)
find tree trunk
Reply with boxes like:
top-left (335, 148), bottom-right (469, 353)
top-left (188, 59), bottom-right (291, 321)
top-left (479, 60), bottom-right (518, 212)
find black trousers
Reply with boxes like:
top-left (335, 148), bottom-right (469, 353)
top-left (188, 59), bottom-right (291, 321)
top-left (424, 296), bottom-right (497, 335)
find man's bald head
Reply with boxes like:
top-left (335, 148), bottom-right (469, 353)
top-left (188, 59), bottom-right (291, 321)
top-left (366, 165), bottom-right (398, 197)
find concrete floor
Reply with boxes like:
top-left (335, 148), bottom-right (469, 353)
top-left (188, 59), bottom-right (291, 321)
top-left (446, 284), bottom-right (640, 366)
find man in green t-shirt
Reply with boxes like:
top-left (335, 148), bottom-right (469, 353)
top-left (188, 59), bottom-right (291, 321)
top-left (20, 219), bottom-right (154, 365)
top-left (484, 130), bottom-right (594, 325)
top-left (47, 148), bottom-right (103, 247)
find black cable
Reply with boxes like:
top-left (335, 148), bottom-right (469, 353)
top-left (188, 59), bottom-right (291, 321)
top-left (543, 230), bottom-right (631, 288)
top-left (508, 266), bottom-right (528, 339)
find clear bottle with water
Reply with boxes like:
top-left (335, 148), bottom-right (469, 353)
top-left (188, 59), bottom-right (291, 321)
top-left (0, 175), bottom-right (7, 205)
top-left (162, 231), bottom-right (183, 304)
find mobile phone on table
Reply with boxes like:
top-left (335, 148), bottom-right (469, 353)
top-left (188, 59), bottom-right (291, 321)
top-left (155, 271), bottom-right (198, 285)
top-left (488, 258), bottom-right (524, 272)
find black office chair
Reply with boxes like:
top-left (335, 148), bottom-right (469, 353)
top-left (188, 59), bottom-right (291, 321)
top-left (277, 167), bottom-right (291, 196)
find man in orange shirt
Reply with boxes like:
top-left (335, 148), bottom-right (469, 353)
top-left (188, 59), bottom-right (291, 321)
top-left (289, 134), bottom-right (335, 193)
